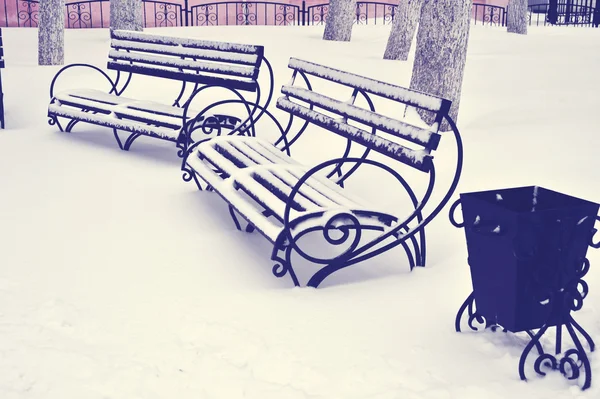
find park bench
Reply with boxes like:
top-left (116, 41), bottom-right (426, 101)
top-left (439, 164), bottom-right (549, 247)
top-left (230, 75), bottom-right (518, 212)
top-left (47, 30), bottom-right (273, 155)
top-left (181, 58), bottom-right (464, 288)
top-left (0, 28), bottom-right (5, 129)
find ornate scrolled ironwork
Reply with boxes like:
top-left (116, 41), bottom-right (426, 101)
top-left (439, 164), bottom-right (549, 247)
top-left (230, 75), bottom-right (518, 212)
top-left (309, 5), bottom-right (328, 25)
top-left (18, 0), bottom-right (39, 27)
top-left (194, 4), bottom-right (218, 26)
top-left (454, 203), bottom-right (599, 390)
top-left (275, 4), bottom-right (296, 26)
top-left (67, 3), bottom-right (92, 29)
top-left (355, 3), bottom-right (367, 24)
top-left (155, 3), bottom-right (179, 27)
top-left (383, 5), bottom-right (395, 24)
top-left (269, 155), bottom-right (445, 288)
top-left (236, 2), bottom-right (257, 25)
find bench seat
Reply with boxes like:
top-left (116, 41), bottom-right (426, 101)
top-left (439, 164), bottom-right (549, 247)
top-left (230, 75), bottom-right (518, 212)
top-left (48, 30), bottom-right (272, 154)
top-left (50, 88), bottom-right (201, 140)
top-left (186, 136), bottom-right (395, 243)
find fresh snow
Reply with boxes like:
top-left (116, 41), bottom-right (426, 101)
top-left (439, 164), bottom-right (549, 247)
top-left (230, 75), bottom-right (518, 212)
top-left (1, 25), bottom-right (600, 399)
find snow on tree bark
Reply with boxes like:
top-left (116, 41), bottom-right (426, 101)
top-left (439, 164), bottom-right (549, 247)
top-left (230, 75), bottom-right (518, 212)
top-left (409, 0), bottom-right (472, 130)
top-left (507, 0), bottom-right (528, 34)
top-left (383, 0), bottom-right (425, 61)
top-left (323, 0), bottom-right (357, 42)
top-left (110, 0), bottom-right (143, 31)
top-left (38, 0), bottom-right (65, 66)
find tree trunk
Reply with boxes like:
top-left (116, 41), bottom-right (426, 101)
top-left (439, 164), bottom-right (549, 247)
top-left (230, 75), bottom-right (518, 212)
top-left (110, 0), bottom-right (143, 31)
top-left (409, 0), bottom-right (472, 129)
top-left (38, 0), bottom-right (64, 66)
top-left (383, 0), bottom-right (425, 61)
top-left (507, 0), bottom-right (528, 34)
top-left (323, 0), bottom-right (356, 42)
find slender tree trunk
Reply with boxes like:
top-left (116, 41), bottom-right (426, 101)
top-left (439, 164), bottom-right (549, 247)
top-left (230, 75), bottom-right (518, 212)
top-left (38, 0), bottom-right (64, 66)
top-left (409, 0), bottom-right (472, 129)
top-left (323, 0), bottom-right (356, 42)
top-left (507, 0), bottom-right (528, 34)
top-left (383, 0), bottom-right (424, 61)
top-left (110, 0), bottom-right (143, 31)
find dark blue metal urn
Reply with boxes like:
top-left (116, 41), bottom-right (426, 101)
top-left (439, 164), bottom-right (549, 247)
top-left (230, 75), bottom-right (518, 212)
top-left (450, 186), bottom-right (600, 390)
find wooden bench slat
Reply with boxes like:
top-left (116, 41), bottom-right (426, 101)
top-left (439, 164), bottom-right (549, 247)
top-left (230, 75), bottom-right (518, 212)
top-left (277, 97), bottom-right (432, 172)
top-left (108, 50), bottom-right (258, 79)
top-left (200, 144), bottom-right (295, 219)
top-left (106, 62), bottom-right (258, 92)
top-left (110, 39), bottom-right (260, 66)
top-left (111, 30), bottom-right (262, 55)
top-left (217, 141), bottom-right (326, 212)
top-left (56, 89), bottom-right (194, 118)
top-left (288, 58), bottom-right (449, 113)
top-left (186, 154), bottom-right (283, 242)
top-left (54, 91), bottom-right (189, 129)
top-left (281, 85), bottom-right (440, 150)
top-left (219, 138), bottom-right (361, 208)
top-left (48, 104), bottom-right (180, 140)
top-left (227, 141), bottom-right (345, 209)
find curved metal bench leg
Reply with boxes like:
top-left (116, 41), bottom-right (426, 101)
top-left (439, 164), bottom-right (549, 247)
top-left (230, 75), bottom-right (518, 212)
top-left (123, 133), bottom-right (141, 151)
top-left (271, 241), bottom-right (300, 287)
top-left (306, 261), bottom-right (347, 288)
top-left (228, 205), bottom-right (242, 231)
top-left (112, 128), bottom-right (124, 150)
top-left (65, 119), bottom-right (79, 133)
top-left (417, 228), bottom-right (427, 266)
top-left (48, 115), bottom-right (65, 132)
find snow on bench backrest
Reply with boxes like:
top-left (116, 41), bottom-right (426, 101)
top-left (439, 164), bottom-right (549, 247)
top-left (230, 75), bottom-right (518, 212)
top-left (107, 30), bottom-right (264, 92)
top-left (277, 58), bottom-right (453, 173)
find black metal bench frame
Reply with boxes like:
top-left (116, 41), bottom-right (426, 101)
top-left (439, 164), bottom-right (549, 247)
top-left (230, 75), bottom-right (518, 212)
top-left (47, 30), bottom-right (273, 156)
top-left (181, 57), bottom-right (464, 287)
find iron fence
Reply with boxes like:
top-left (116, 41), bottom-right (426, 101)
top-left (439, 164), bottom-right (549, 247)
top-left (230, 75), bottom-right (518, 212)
top-left (472, 3), bottom-right (506, 26)
top-left (0, 0), bottom-right (597, 28)
top-left (529, 0), bottom-right (598, 26)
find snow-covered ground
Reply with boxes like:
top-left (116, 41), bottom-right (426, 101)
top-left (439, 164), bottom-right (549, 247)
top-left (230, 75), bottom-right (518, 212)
top-left (1, 24), bottom-right (600, 399)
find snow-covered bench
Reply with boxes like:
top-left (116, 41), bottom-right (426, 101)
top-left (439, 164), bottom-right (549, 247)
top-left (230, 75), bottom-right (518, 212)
top-left (0, 28), bottom-right (5, 129)
top-left (47, 30), bottom-right (273, 155)
top-left (181, 58), bottom-right (464, 287)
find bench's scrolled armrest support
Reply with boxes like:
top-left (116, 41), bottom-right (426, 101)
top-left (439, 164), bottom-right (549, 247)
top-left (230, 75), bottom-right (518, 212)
top-left (49, 63), bottom-right (117, 99)
top-left (281, 157), bottom-right (413, 259)
top-left (180, 100), bottom-right (291, 181)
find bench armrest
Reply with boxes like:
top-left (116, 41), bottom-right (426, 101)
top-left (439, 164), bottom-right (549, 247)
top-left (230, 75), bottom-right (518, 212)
top-left (49, 63), bottom-right (117, 99)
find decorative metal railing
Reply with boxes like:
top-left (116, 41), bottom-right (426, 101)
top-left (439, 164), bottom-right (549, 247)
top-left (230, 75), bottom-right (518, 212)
top-left (0, 0), bottom-right (597, 28)
top-left (529, 2), bottom-right (597, 26)
top-left (307, 2), bottom-right (395, 25)
top-left (190, 2), bottom-right (301, 26)
top-left (472, 3), bottom-right (506, 26)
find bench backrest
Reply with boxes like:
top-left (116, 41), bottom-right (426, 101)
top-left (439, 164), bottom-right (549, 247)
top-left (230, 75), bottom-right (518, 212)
top-left (277, 58), bottom-right (453, 173)
top-left (108, 30), bottom-right (264, 92)
top-left (0, 28), bottom-right (4, 69)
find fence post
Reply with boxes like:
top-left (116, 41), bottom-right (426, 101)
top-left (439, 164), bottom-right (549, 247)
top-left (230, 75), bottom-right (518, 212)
top-left (301, 0), bottom-right (306, 26)
top-left (184, 0), bottom-right (189, 26)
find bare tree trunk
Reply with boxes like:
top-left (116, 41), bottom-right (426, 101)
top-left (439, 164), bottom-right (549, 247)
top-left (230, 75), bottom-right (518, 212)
top-left (409, 0), bottom-right (472, 129)
top-left (110, 0), bottom-right (143, 31)
top-left (383, 0), bottom-right (425, 61)
top-left (507, 0), bottom-right (528, 34)
top-left (38, 0), bottom-right (64, 66)
top-left (323, 0), bottom-right (356, 42)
